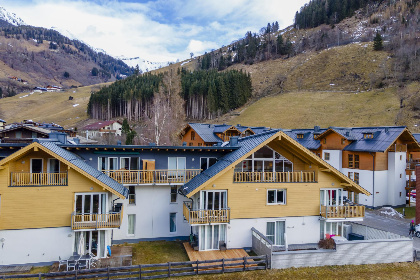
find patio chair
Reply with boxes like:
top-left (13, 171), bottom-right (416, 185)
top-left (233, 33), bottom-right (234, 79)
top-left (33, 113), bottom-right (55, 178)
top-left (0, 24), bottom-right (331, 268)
top-left (67, 259), bottom-right (77, 271)
top-left (78, 259), bottom-right (89, 270)
top-left (58, 256), bottom-right (67, 271)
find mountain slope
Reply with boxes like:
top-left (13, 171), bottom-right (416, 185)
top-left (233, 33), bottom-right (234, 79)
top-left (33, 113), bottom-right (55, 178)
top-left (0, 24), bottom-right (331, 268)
top-left (0, 7), bottom-right (133, 94)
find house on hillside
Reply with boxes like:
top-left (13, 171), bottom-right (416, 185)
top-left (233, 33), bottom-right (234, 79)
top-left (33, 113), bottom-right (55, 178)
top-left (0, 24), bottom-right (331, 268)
top-left (0, 124), bottom-right (51, 143)
top-left (82, 121), bottom-right (122, 139)
top-left (286, 126), bottom-right (420, 208)
top-left (180, 123), bottom-right (271, 146)
top-left (0, 141), bottom-right (128, 265)
top-left (180, 130), bottom-right (369, 250)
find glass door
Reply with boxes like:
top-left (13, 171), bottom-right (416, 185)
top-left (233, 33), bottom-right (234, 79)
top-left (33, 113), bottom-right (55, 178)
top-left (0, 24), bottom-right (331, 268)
top-left (200, 191), bottom-right (227, 210)
top-left (74, 230), bottom-right (107, 258)
top-left (75, 193), bottom-right (108, 222)
top-left (266, 221), bottom-right (285, 245)
top-left (199, 225), bottom-right (226, 251)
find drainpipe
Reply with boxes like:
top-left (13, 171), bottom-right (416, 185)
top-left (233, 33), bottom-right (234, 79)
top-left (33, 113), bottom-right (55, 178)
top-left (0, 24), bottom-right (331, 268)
top-left (369, 152), bottom-right (375, 208)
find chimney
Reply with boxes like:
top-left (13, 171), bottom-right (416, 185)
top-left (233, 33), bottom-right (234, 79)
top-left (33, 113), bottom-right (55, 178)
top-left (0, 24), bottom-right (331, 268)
top-left (149, 142), bottom-right (156, 146)
top-left (73, 137), bottom-right (80, 145)
top-left (385, 127), bottom-right (389, 133)
top-left (117, 140), bottom-right (122, 145)
top-left (346, 131), bottom-right (350, 137)
top-left (229, 136), bottom-right (239, 146)
top-left (49, 132), bottom-right (67, 144)
top-left (314, 126), bottom-right (320, 132)
top-left (182, 142), bottom-right (187, 146)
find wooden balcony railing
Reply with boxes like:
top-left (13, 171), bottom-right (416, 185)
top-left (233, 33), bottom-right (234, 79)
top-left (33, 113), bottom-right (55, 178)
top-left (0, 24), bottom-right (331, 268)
top-left (183, 202), bottom-right (230, 225)
top-left (10, 172), bottom-right (68, 186)
top-left (320, 205), bottom-right (365, 219)
top-left (388, 144), bottom-right (407, 153)
top-left (234, 171), bottom-right (316, 183)
top-left (103, 169), bottom-right (202, 184)
top-left (71, 210), bottom-right (123, 230)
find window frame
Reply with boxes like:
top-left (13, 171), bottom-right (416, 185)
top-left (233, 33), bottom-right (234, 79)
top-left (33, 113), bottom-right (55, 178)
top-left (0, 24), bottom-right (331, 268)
top-left (170, 186), bottom-right (178, 203)
top-left (348, 154), bottom-right (359, 169)
top-left (127, 214), bottom-right (135, 235)
top-left (267, 189), bottom-right (287, 205)
top-left (324, 152), bottom-right (330, 161)
top-left (169, 213), bottom-right (177, 233)
top-left (191, 131), bottom-right (195, 140)
top-left (128, 186), bottom-right (136, 205)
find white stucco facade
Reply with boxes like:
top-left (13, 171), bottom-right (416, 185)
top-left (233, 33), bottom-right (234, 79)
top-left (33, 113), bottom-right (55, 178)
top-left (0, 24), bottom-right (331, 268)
top-left (112, 185), bottom-right (191, 242)
top-left (0, 227), bottom-right (74, 265)
top-left (323, 150), bottom-right (342, 171)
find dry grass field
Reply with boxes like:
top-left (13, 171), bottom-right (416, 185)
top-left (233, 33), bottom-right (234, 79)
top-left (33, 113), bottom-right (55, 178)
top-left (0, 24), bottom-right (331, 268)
top-left (225, 88), bottom-right (401, 129)
top-left (0, 83), bottom-right (110, 128)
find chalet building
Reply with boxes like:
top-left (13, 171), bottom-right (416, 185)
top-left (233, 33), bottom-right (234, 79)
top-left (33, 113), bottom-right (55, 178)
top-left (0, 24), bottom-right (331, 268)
top-left (286, 126), bottom-right (420, 208)
top-left (82, 121), bottom-right (122, 139)
top-left (0, 119), bottom-right (5, 130)
top-left (0, 129), bottom-right (368, 265)
top-left (180, 123), bottom-right (271, 146)
top-left (0, 124), bottom-right (51, 143)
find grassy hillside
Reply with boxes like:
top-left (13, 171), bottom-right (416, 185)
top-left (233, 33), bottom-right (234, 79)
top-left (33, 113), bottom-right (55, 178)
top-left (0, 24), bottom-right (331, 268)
top-left (223, 89), bottom-right (400, 129)
top-left (0, 84), bottom-right (109, 128)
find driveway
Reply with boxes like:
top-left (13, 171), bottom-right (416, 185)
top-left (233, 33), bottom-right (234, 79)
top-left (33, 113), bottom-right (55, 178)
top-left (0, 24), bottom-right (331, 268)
top-left (353, 210), bottom-right (420, 250)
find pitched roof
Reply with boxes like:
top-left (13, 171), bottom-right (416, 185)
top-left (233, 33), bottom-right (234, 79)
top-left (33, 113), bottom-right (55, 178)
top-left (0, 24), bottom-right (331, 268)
top-left (340, 126), bottom-right (408, 152)
top-left (82, 121), bottom-right (119, 130)
top-left (0, 142), bottom-right (128, 198)
top-left (180, 130), bottom-right (370, 197)
top-left (0, 124), bottom-right (51, 135)
top-left (213, 124), bottom-right (239, 134)
top-left (414, 133), bottom-right (420, 144)
top-left (180, 129), bottom-right (280, 196)
top-left (188, 123), bottom-right (222, 143)
top-left (284, 128), bottom-right (327, 150)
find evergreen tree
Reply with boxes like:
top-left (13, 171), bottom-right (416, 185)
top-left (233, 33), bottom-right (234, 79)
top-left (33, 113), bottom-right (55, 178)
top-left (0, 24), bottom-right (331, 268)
top-left (126, 130), bottom-right (137, 145)
top-left (63, 71), bottom-right (70, 78)
top-left (91, 67), bottom-right (99, 76)
top-left (373, 32), bottom-right (383, 51)
top-left (121, 118), bottom-right (130, 134)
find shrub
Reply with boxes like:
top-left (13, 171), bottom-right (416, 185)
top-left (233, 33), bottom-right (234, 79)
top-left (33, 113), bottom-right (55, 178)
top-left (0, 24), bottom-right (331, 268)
top-left (318, 238), bottom-right (336, 249)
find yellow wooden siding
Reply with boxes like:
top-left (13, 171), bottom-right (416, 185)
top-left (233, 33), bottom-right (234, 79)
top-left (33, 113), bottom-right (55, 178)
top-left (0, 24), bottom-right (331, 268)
top-left (0, 164), bottom-right (107, 230)
top-left (201, 168), bottom-right (342, 219)
top-left (8, 150), bottom-right (66, 173)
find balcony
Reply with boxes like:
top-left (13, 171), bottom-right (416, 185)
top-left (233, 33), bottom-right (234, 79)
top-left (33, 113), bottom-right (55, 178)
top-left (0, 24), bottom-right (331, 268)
top-left (10, 172), bottom-right (68, 186)
top-left (103, 169), bottom-right (202, 185)
top-left (234, 171), bottom-right (316, 183)
top-left (71, 211), bottom-right (123, 230)
top-left (320, 205), bottom-right (365, 219)
top-left (183, 202), bottom-right (230, 225)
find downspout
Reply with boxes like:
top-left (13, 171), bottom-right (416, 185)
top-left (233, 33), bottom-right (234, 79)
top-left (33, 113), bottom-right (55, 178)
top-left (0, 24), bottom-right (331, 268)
top-left (369, 152), bottom-right (375, 208)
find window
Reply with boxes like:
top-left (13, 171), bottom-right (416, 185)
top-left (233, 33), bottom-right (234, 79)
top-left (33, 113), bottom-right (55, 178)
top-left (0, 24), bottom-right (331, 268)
top-left (348, 154), bottom-right (359, 169)
top-left (320, 221), bottom-right (343, 239)
top-left (128, 214), bottom-right (135, 235)
top-left (198, 143), bottom-right (202, 146)
top-left (170, 186), bottom-right (177, 203)
top-left (400, 155), bottom-right (402, 161)
top-left (168, 157), bottom-right (186, 178)
top-left (234, 146), bottom-right (293, 173)
top-left (323, 138), bottom-right (326, 144)
top-left (341, 139), bottom-right (345, 145)
top-left (266, 221), bottom-right (285, 245)
top-left (267, 189), bottom-right (286, 205)
top-left (363, 133), bottom-right (373, 139)
top-left (297, 134), bottom-right (304, 139)
top-left (348, 172), bottom-right (359, 184)
top-left (48, 158), bottom-right (60, 173)
top-left (200, 157), bottom-right (217, 171)
top-left (189, 143), bottom-right (193, 146)
top-left (128, 186), bottom-right (136, 205)
top-left (191, 131), bottom-right (195, 140)
top-left (15, 131), bottom-right (22, 138)
top-left (32, 132), bottom-right (37, 138)
top-left (170, 213), bottom-right (177, 233)
top-left (324, 152), bottom-right (330, 161)
top-left (98, 157), bottom-right (118, 171)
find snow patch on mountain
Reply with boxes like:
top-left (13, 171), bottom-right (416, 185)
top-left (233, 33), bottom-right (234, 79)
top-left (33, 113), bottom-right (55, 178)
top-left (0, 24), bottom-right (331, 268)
top-left (0, 7), bottom-right (25, 26)
top-left (50, 26), bottom-right (107, 54)
top-left (119, 57), bottom-right (173, 73)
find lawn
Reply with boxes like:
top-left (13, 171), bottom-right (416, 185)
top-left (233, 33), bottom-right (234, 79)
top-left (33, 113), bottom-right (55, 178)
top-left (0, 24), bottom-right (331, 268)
top-left (395, 206), bottom-right (416, 220)
top-left (130, 241), bottom-right (189, 265)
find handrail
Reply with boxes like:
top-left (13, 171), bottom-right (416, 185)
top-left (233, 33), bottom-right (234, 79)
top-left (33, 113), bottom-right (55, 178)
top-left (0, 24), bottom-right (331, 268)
top-left (71, 210), bottom-right (123, 230)
top-left (234, 171), bottom-right (316, 183)
top-left (183, 201), bottom-right (230, 224)
top-left (103, 169), bottom-right (202, 184)
top-left (320, 205), bottom-right (365, 219)
top-left (10, 172), bottom-right (68, 186)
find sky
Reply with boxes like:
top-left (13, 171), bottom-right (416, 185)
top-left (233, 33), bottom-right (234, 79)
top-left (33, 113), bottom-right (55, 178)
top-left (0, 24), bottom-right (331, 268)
top-left (2, 0), bottom-right (309, 62)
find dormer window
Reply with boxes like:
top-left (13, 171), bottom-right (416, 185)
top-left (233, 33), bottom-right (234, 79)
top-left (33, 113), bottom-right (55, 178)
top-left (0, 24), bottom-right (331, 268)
top-left (297, 134), bottom-right (304, 139)
top-left (363, 133), bottom-right (373, 139)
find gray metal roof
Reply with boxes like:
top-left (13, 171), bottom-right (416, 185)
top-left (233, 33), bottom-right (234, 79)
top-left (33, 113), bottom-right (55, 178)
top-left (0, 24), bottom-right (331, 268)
top-left (213, 124), bottom-right (234, 133)
top-left (188, 123), bottom-right (222, 143)
top-left (413, 133), bottom-right (420, 144)
top-left (180, 129), bottom-right (280, 196)
top-left (284, 129), bottom-right (327, 150)
top-left (40, 142), bottom-right (128, 197)
top-left (341, 126), bottom-right (406, 152)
